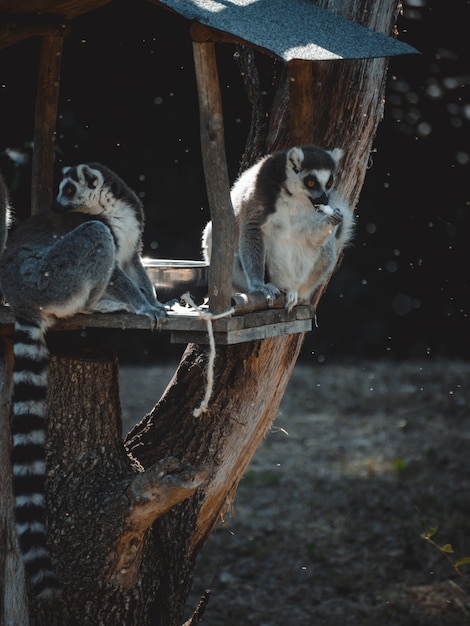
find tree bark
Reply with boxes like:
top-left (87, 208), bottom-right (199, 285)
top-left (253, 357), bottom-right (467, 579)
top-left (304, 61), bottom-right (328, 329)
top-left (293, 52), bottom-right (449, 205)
top-left (28, 346), bottom-right (207, 626)
top-left (0, 1), bottom-right (403, 624)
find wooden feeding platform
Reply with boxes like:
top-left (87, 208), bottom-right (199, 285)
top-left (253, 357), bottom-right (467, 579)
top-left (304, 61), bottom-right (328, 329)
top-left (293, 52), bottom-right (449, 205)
top-left (0, 0), bottom-right (417, 345)
top-left (0, 293), bottom-right (313, 345)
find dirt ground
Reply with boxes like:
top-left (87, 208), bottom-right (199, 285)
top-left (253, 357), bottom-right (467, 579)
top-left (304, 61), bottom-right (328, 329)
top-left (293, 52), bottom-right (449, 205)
top-left (119, 359), bottom-right (470, 626)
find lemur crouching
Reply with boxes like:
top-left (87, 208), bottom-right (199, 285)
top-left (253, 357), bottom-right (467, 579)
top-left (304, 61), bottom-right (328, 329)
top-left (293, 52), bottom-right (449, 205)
top-left (0, 163), bottom-right (165, 600)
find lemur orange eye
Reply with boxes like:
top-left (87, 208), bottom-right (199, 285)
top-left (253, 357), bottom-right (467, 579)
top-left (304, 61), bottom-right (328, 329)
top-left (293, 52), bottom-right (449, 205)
top-left (326, 177), bottom-right (334, 189)
top-left (63, 182), bottom-right (76, 197)
top-left (306, 179), bottom-right (316, 188)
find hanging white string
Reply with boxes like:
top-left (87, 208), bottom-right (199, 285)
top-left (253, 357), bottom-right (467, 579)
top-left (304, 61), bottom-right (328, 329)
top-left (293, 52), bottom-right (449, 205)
top-left (181, 293), bottom-right (235, 417)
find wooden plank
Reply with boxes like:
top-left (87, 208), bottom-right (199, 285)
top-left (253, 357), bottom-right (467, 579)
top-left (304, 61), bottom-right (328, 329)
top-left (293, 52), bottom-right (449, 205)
top-left (0, 299), bottom-right (314, 345)
top-left (239, 305), bottom-right (313, 330)
top-left (188, 20), bottom-right (277, 60)
top-left (170, 319), bottom-right (312, 345)
top-left (0, 2), bottom-right (112, 48)
top-left (0, 1), bottom-right (111, 17)
top-left (0, 18), bottom-right (69, 44)
top-left (0, 302), bottom-right (314, 333)
top-left (192, 40), bottom-right (235, 315)
top-left (227, 319), bottom-right (312, 344)
top-left (31, 34), bottom-right (65, 214)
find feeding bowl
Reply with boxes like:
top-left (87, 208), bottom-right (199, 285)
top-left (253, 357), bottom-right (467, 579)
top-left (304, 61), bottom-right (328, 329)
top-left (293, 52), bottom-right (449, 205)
top-left (143, 258), bottom-right (209, 304)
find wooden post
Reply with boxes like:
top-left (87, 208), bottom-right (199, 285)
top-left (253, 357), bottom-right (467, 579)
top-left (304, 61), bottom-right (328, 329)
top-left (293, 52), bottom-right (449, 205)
top-left (31, 34), bottom-right (65, 215)
top-left (288, 59), bottom-right (314, 145)
top-left (192, 38), bottom-right (235, 314)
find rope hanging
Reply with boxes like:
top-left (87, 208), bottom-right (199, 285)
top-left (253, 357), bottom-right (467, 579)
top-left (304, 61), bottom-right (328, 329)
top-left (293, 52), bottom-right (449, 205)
top-left (181, 293), bottom-right (235, 417)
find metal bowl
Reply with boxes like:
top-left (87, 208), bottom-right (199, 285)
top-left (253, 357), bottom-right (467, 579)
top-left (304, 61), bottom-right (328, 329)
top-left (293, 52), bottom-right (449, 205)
top-left (143, 258), bottom-right (209, 304)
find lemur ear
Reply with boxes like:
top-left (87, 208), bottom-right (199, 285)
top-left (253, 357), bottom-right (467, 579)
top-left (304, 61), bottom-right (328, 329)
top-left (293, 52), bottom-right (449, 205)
top-left (287, 147), bottom-right (304, 173)
top-left (61, 166), bottom-right (72, 175)
top-left (327, 148), bottom-right (344, 165)
top-left (80, 164), bottom-right (101, 189)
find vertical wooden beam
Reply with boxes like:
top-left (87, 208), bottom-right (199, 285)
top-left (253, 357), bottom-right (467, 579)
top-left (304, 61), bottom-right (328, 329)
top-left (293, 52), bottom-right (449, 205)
top-left (192, 40), bottom-right (235, 314)
top-left (31, 35), bottom-right (64, 215)
top-left (288, 59), bottom-right (314, 146)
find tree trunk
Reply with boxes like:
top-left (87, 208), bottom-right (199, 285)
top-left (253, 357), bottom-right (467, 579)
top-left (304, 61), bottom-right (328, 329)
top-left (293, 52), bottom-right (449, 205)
top-left (0, 1), bottom-right (402, 624)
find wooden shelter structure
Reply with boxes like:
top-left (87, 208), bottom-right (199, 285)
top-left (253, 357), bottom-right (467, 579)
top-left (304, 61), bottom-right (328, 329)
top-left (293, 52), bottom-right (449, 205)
top-left (0, 2), bottom-right (421, 622)
top-left (0, 0), bottom-right (417, 344)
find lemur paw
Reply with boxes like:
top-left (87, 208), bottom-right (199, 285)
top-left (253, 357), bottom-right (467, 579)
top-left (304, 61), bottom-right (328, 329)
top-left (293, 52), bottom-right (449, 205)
top-left (252, 282), bottom-right (281, 301)
top-left (139, 302), bottom-right (166, 322)
top-left (285, 290), bottom-right (299, 312)
top-left (140, 303), bottom-right (167, 329)
top-left (330, 207), bottom-right (343, 225)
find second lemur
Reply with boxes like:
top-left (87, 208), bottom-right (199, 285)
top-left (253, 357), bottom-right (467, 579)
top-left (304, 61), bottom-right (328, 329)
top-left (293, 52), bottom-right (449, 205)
top-left (0, 163), bottom-right (166, 600)
top-left (202, 145), bottom-right (354, 310)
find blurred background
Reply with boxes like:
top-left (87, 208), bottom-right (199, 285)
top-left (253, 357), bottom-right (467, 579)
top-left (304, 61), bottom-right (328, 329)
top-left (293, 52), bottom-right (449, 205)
top-left (0, 0), bottom-right (468, 362)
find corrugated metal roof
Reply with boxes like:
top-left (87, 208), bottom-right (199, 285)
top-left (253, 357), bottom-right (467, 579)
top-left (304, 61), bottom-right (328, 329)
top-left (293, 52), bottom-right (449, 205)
top-left (156, 0), bottom-right (418, 60)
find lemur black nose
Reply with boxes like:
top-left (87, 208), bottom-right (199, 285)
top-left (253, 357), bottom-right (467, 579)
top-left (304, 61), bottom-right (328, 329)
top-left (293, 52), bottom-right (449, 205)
top-left (314, 192), bottom-right (329, 205)
top-left (51, 199), bottom-right (70, 213)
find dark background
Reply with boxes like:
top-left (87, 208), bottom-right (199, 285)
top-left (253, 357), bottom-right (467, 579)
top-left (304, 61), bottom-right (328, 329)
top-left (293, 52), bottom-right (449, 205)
top-left (0, 0), bottom-right (468, 362)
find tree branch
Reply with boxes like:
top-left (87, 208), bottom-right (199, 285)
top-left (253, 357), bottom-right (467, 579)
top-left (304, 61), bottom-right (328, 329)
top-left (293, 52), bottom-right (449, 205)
top-left (108, 458), bottom-right (210, 589)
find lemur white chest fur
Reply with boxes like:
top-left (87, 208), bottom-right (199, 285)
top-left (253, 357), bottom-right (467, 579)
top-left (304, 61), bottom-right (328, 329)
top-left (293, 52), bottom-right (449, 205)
top-left (0, 162), bottom-right (165, 601)
top-left (263, 190), bottom-right (339, 292)
top-left (95, 200), bottom-right (140, 267)
top-left (202, 145), bottom-right (354, 311)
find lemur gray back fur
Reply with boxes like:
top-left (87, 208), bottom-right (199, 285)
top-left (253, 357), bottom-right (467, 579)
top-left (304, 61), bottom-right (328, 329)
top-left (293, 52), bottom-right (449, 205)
top-left (0, 163), bottom-right (165, 600)
top-left (202, 145), bottom-right (354, 311)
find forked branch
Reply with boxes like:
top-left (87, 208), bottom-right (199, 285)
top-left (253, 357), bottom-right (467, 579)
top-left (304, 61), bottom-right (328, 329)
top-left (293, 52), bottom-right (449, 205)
top-left (108, 457), bottom-right (210, 589)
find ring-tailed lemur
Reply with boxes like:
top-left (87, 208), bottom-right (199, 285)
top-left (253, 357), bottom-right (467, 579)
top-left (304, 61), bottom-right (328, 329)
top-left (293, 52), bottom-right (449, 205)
top-left (0, 163), bottom-right (165, 600)
top-left (202, 145), bottom-right (354, 311)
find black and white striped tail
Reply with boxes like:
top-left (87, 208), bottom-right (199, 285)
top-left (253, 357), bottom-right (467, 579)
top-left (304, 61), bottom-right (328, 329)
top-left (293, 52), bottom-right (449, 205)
top-left (11, 317), bottom-right (60, 600)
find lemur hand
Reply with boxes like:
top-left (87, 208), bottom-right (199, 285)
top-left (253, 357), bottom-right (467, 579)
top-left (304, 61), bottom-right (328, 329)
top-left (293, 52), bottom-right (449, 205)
top-left (250, 281), bottom-right (281, 301)
top-left (137, 302), bottom-right (167, 329)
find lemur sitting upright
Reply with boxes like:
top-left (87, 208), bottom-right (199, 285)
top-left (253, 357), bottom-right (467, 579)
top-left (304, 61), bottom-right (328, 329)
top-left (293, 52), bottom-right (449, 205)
top-left (202, 145), bottom-right (354, 311)
top-left (0, 163), bottom-right (165, 600)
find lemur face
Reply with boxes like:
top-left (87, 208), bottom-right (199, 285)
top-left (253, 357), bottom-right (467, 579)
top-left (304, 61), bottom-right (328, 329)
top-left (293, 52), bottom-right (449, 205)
top-left (52, 164), bottom-right (107, 214)
top-left (300, 169), bottom-right (334, 206)
top-left (287, 146), bottom-right (342, 207)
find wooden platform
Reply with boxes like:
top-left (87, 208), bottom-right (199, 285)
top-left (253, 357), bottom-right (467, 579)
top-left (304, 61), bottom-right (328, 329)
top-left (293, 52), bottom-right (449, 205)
top-left (0, 297), bottom-right (314, 345)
